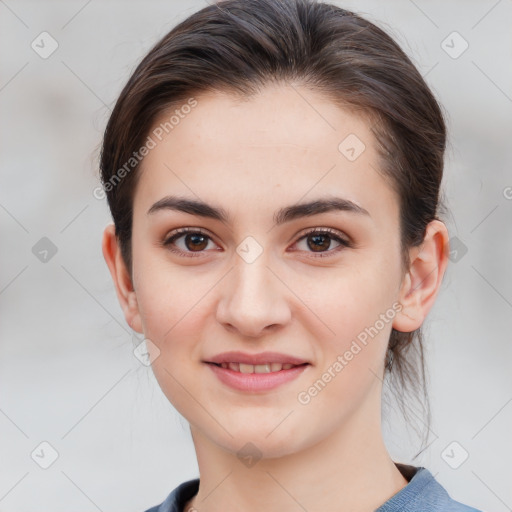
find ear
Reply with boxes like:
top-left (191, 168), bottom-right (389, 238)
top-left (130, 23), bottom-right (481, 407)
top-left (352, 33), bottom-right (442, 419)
top-left (393, 220), bottom-right (450, 333)
top-left (101, 223), bottom-right (143, 333)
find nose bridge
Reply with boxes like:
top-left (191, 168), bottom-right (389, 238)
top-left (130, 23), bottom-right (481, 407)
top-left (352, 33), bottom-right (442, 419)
top-left (216, 250), bottom-right (290, 336)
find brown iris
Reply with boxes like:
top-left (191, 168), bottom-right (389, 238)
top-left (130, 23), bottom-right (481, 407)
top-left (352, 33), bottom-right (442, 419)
top-left (307, 233), bottom-right (331, 252)
top-left (184, 233), bottom-right (209, 251)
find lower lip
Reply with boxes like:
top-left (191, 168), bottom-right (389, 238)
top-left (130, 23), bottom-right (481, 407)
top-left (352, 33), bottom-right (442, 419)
top-left (205, 363), bottom-right (310, 392)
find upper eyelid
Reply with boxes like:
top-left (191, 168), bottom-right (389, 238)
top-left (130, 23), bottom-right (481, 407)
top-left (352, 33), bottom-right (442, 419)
top-left (297, 226), bottom-right (348, 239)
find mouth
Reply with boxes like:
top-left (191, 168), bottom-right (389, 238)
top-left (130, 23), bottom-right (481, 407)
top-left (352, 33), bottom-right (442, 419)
top-left (206, 362), bottom-right (309, 373)
top-left (204, 361), bottom-right (310, 392)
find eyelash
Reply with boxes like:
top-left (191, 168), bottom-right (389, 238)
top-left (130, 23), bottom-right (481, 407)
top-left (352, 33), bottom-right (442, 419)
top-left (162, 227), bottom-right (351, 259)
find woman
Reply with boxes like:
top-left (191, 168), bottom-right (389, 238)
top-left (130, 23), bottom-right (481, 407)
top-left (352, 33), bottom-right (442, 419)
top-left (99, 0), bottom-right (482, 510)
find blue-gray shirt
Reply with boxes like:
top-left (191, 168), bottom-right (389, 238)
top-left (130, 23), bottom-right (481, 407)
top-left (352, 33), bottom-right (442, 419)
top-left (144, 464), bottom-right (482, 512)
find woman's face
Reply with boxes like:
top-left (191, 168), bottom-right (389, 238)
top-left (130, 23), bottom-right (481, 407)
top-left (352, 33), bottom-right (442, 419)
top-left (124, 84), bottom-right (408, 457)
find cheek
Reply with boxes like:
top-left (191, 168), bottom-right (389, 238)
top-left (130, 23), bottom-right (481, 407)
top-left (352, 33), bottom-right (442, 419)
top-left (132, 238), bottom-right (211, 333)
top-left (295, 275), bottom-right (394, 424)
top-left (300, 257), bottom-right (399, 339)
top-left (135, 269), bottom-right (212, 349)
top-left (134, 268), bottom-right (213, 415)
top-left (131, 249), bottom-right (221, 369)
top-left (295, 257), bottom-right (399, 384)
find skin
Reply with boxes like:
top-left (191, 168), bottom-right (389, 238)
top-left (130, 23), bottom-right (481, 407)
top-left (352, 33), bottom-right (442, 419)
top-left (102, 83), bottom-right (449, 512)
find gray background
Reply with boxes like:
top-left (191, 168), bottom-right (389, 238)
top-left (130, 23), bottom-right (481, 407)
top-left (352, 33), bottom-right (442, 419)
top-left (1, 1), bottom-right (511, 511)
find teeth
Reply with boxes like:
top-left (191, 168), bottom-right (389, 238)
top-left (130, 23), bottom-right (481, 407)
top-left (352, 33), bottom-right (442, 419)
top-left (240, 363), bottom-right (266, 374)
top-left (219, 362), bottom-right (298, 373)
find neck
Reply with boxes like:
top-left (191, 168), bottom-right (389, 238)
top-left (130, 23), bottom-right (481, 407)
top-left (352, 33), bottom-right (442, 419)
top-left (184, 393), bottom-right (408, 512)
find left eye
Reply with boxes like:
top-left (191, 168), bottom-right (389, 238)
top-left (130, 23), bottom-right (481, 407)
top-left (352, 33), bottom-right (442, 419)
top-left (293, 229), bottom-right (350, 256)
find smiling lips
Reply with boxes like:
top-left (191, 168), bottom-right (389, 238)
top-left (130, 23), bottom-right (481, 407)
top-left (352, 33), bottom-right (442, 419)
top-left (216, 362), bottom-right (304, 373)
top-left (204, 350), bottom-right (310, 390)
top-left (205, 351), bottom-right (309, 374)
top-left (206, 361), bottom-right (309, 392)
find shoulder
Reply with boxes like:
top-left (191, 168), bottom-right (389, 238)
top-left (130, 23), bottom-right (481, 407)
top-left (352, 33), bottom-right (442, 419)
top-left (143, 478), bottom-right (199, 512)
top-left (143, 469), bottom-right (483, 512)
top-left (377, 466), bottom-right (483, 512)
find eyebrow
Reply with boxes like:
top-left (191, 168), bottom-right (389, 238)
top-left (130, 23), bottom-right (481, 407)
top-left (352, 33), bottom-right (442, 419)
top-left (147, 195), bottom-right (370, 225)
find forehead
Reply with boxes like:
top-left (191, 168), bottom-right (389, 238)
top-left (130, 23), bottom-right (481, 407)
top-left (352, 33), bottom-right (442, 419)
top-left (134, 84), bottom-right (397, 227)
top-left (146, 84), bottom-right (374, 162)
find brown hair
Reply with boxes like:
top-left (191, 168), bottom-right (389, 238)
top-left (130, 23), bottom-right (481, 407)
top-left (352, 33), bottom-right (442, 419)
top-left (99, 0), bottom-right (447, 456)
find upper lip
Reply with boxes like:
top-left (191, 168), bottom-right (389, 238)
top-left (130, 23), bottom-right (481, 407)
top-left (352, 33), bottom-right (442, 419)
top-left (205, 351), bottom-right (309, 366)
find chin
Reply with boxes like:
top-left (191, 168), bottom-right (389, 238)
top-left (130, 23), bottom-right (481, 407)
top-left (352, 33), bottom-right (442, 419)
top-left (217, 426), bottom-right (306, 461)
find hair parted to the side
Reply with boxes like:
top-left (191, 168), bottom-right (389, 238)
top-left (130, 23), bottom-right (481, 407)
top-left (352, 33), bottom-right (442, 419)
top-left (99, 0), bottom-right (447, 458)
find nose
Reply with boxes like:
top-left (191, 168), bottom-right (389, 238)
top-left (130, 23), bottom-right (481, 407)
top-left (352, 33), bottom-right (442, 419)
top-left (216, 256), bottom-right (292, 338)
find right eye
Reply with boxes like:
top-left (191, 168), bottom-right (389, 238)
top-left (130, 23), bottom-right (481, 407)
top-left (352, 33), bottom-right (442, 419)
top-left (163, 228), bottom-right (220, 257)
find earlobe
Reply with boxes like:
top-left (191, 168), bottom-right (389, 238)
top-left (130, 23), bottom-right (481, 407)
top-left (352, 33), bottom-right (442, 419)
top-left (101, 224), bottom-right (143, 333)
top-left (393, 272), bottom-right (422, 332)
top-left (392, 220), bottom-right (449, 333)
